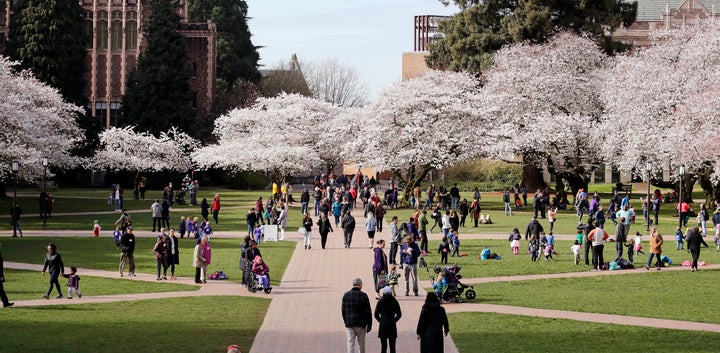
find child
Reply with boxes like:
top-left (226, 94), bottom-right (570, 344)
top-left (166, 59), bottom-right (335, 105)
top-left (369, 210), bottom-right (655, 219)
top-left (634, 231), bottom-right (645, 255)
top-left (253, 223), bottom-right (263, 244)
top-left (432, 271), bottom-right (447, 301)
top-left (625, 239), bottom-right (635, 264)
top-left (387, 265), bottom-right (401, 296)
top-left (543, 244), bottom-right (555, 261)
top-left (450, 231), bottom-right (460, 257)
top-left (529, 239), bottom-right (539, 262)
top-left (438, 236), bottom-right (450, 264)
top-left (113, 225), bottom-right (122, 248)
top-left (92, 220), bottom-right (101, 237)
top-left (575, 227), bottom-right (584, 247)
top-left (61, 267), bottom-right (82, 299)
top-left (675, 227), bottom-right (684, 250)
top-left (509, 228), bottom-right (521, 255)
top-left (179, 216), bottom-right (187, 238)
top-left (571, 240), bottom-right (581, 265)
top-left (547, 232), bottom-right (555, 247)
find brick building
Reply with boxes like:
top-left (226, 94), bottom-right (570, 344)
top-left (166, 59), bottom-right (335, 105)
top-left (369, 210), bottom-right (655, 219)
top-left (0, 0), bottom-right (216, 130)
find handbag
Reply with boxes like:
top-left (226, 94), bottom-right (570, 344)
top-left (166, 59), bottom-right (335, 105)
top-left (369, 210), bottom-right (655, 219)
top-left (376, 274), bottom-right (388, 288)
top-left (298, 227), bottom-right (307, 235)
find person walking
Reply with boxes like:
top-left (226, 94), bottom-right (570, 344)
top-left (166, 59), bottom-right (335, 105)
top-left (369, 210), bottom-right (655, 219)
top-left (317, 212), bottom-right (334, 249)
top-left (388, 217), bottom-right (400, 265)
top-left (372, 240), bottom-right (388, 299)
top-left (10, 204), bottom-right (22, 237)
top-left (211, 194), bottom-right (221, 224)
top-left (41, 243), bottom-right (65, 299)
top-left (193, 238), bottom-right (204, 284)
top-left (374, 286), bottom-right (402, 353)
top-left (342, 211), bottom-right (356, 248)
top-left (588, 222), bottom-right (608, 271)
top-left (118, 227), bottom-right (136, 277)
top-left (418, 209), bottom-right (429, 254)
top-left (685, 226), bottom-right (709, 272)
top-left (0, 242), bottom-right (14, 307)
top-left (151, 199), bottom-right (163, 232)
top-left (167, 229), bottom-right (180, 279)
top-left (416, 292), bottom-right (449, 353)
top-left (400, 236), bottom-right (421, 296)
top-left (615, 217), bottom-right (627, 259)
top-left (646, 226), bottom-right (664, 270)
top-left (302, 213), bottom-right (313, 250)
top-left (341, 278), bottom-right (372, 353)
top-left (277, 205), bottom-right (287, 240)
top-left (366, 213), bottom-right (378, 249)
top-left (153, 233), bottom-right (169, 280)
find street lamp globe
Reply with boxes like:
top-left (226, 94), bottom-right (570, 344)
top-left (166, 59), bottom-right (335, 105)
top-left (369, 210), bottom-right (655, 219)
top-left (11, 160), bottom-right (18, 172)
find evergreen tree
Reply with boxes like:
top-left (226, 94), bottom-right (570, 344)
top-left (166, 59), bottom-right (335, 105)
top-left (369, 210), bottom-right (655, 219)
top-left (428, 0), bottom-right (637, 73)
top-left (122, 0), bottom-right (193, 136)
top-left (188, 0), bottom-right (261, 89)
top-left (9, 0), bottom-right (87, 105)
top-left (9, 0), bottom-right (99, 156)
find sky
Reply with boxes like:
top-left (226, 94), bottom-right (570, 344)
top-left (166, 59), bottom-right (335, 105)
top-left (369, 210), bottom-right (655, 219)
top-left (244, 0), bottom-right (458, 102)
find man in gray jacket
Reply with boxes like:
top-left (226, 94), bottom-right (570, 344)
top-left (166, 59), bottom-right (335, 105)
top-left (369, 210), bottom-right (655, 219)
top-left (151, 199), bottom-right (163, 232)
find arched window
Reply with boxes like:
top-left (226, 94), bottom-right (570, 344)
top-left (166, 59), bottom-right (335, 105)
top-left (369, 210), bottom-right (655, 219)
top-left (84, 11), bottom-right (93, 49)
top-left (97, 11), bottom-right (108, 49)
top-left (111, 20), bottom-right (122, 49)
top-left (126, 20), bottom-right (137, 49)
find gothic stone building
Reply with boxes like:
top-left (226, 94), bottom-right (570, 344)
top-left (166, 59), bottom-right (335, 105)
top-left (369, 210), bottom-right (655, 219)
top-left (0, 0), bottom-right (216, 130)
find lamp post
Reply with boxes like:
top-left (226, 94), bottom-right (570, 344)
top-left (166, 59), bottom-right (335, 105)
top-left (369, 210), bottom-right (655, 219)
top-left (11, 160), bottom-right (18, 237)
top-left (678, 164), bottom-right (686, 229)
top-left (42, 156), bottom-right (48, 229)
top-left (646, 162), bottom-right (652, 231)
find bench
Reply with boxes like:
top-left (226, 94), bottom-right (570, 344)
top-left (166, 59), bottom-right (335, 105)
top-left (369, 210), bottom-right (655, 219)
top-left (36, 180), bottom-right (59, 192)
top-left (611, 183), bottom-right (632, 194)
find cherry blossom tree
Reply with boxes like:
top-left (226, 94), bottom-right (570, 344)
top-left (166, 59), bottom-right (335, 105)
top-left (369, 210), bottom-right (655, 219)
top-left (344, 70), bottom-right (483, 202)
top-left (0, 56), bottom-right (84, 183)
top-left (599, 22), bottom-right (720, 204)
top-left (92, 126), bottom-right (196, 190)
top-left (194, 93), bottom-right (344, 181)
top-left (480, 32), bottom-right (607, 198)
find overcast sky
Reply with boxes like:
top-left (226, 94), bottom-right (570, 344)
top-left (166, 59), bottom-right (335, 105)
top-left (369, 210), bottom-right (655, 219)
top-left (244, 0), bottom-right (457, 101)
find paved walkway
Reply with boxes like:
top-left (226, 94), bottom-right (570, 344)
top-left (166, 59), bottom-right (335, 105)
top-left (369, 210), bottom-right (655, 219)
top-left (6, 224), bottom-right (720, 353)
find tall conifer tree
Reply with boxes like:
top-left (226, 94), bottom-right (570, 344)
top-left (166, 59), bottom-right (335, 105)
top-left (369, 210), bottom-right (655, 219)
top-left (122, 0), bottom-right (193, 136)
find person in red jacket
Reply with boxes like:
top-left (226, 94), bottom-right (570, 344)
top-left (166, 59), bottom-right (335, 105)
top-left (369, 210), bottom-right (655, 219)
top-left (211, 194), bottom-right (221, 224)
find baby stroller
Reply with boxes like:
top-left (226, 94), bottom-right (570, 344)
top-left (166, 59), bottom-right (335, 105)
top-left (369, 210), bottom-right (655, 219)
top-left (175, 188), bottom-right (186, 205)
top-left (429, 264), bottom-right (476, 303)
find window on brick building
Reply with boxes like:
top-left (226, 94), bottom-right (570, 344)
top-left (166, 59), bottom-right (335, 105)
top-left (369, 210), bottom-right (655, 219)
top-left (126, 20), bottom-right (137, 49)
top-left (85, 11), bottom-right (93, 49)
top-left (111, 20), bottom-right (122, 49)
top-left (97, 12), bottom-right (108, 49)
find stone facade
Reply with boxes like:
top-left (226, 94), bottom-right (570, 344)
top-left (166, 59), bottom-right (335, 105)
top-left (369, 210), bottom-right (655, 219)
top-left (0, 0), bottom-right (216, 130)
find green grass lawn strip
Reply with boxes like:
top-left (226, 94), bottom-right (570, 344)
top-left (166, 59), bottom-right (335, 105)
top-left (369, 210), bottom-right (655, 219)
top-left (0, 296), bottom-right (269, 353)
top-left (449, 312), bottom-right (720, 353)
top-left (3, 268), bottom-right (198, 300)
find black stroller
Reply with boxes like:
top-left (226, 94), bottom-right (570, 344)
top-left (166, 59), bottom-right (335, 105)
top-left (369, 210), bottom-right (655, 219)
top-left (429, 264), bottom-right (476, 303)
top-left (175, 188), bottom-right (186, 205)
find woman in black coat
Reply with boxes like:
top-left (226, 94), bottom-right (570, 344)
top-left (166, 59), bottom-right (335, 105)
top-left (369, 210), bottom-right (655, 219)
top-left (374, 286), bottom-right (402, 353)
top-left (416, 292), bottom-right (449, 353)
top-left (685, 226), bottom-right (708, 272)
top-left (166, 229), bottom-right (180, 279)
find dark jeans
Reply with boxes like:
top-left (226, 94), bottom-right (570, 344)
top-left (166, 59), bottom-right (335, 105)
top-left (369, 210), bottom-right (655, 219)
top-left (46, 271), bottom-right (62, 296)
top-left (380, 337), bottom-right (397, 353)
top-left (616, 241), bottom-right (624, 259)
top-left (584, 240), bottom-right (592, 266)
top-left (647, 253), bottom-right (662, 268)
top-left (419, 230), bottom-right (428, 253)
top-left (320, 232), bottom-right (329, 249)
top-left (156, 258), bottom-right (168, 278)
top-left (690, 248), bottom-right (701, 268)
top-left (213, 210), bottom-right (219, 224)
top-left (389, 242), bottom-right (398, 265)
top-left (377, 218), bottom-right (384, 232)
top-left (344, 230), bottom-right (354, 247)
top-left (195, 267), bottom-right (202, 283)
top-left (592, 244), bottom-right (604, 270)
top-left (0, 281), bottom-right (10, 305)
top-left (152, 217), bottom-right (162, 232)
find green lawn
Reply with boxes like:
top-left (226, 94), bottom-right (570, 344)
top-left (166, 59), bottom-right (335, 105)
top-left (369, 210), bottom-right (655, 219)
top-left (474, 269), bottom-right (720, 324)
top-left (3, 269), bottom-right (198, 300)
top-left (1, 237), bottom-right (296, 286)
top-left (0, 296), bottom-right (269, 353)
top-left (449, 312), bottom-right (720, 353)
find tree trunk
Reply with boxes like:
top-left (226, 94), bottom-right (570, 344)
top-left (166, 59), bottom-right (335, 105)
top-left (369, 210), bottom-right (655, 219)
top-left (699, 175), bottom-right (719, 207)
top-left (395, 164), bottom-right (433, 208)
top-left (521, 157), bottom-right (546, 192)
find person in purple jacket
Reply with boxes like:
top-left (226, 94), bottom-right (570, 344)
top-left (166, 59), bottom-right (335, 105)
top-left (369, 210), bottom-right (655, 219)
top-left (372, 240), bottom-right (388, 300)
